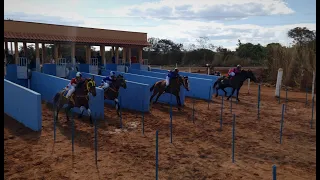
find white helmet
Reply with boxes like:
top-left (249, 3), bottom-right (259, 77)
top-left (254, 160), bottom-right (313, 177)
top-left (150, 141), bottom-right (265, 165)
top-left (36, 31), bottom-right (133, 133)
top-left (110, 71), bottom-right (115, 76)
top-left (76, 72), bottom-right (81, 77)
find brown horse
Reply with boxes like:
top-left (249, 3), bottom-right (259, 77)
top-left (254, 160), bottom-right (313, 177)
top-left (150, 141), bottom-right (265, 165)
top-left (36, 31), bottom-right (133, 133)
top-left (149, 75), bottom-right (189, 109)
top-left (98, 74), bottom-right (127, 116)
top-left (53, 77), bottom-right (97, 124)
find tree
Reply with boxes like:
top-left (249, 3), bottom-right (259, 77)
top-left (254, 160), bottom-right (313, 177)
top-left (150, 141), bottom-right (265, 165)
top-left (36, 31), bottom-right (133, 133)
top-left (288, 27), bottom-right (316, 45)
top-left (196, 36), bottom-right (209, 49)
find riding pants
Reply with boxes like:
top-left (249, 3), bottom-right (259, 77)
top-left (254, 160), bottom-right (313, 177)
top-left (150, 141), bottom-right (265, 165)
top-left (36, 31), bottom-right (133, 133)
top-left (165, 76), bottom-right (170, 86)
top-left (66, 83), bottom-right (76, 98)
top-left (101, 82), bottom-right (110, 90)
top-left (229, 72), bottom-right (235, 77)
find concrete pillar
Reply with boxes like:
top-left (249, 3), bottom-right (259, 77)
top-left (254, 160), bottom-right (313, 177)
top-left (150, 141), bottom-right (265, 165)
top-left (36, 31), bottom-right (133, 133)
top-left (54, 43), bottom-right (58, 62)
top-left (71, 43), bottom-right (76, 65)
top-left (139, 47), bottom-right (143, 64)
top-left (122, 47), bottom-right (127, 63)
top-left (111, 46), bottom-right (114, 57)
top-left (35, 42), bottom-right (40, 71)
top-left (4, 41), bottom-right (8, 52)
top-left (115, 46), bottom-right (119, 64)
top-left (14, 41), bottom-right (19, 64)
top-left (23, 42), bottom-right (27, 57)
top-left (100, 45), bottom-right (106, 65)
top-left (10, 42), bottom-right (13, 54)
top-left (42, 43), bottom-right (46, 63)
top-left (128, 47), bottom-right (132, 65)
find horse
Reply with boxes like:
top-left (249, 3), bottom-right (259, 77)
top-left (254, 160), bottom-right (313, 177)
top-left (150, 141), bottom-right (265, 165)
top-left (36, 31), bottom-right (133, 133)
top-left (213, 69), bottom-right (257, 102)
top-left (53, 77), bottom-right (97, 124)
top-left (149, 75), bottom-right (190, 110)
top-left (98, 74), bottom-right (127, 116)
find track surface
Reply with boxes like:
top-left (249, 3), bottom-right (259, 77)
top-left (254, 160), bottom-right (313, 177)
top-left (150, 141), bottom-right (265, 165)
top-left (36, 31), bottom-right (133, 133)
top-left (4, 84), bottom-right (316, 180)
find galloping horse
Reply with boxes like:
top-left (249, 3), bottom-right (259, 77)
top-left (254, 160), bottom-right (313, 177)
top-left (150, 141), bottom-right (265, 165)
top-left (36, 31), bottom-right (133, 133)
top-left (149, 75), bottom-right (190, 109)
top-left (53, 77), bottom-right (97, 124)
top-left (99, 74), bottom-right (127, 116)
top-left (213, 69), bottom-right (257, 102)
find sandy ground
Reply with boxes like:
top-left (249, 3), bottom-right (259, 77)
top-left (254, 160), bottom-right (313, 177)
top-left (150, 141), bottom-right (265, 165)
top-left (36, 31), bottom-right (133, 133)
top-left (4, 83), bottom-right (316, 180)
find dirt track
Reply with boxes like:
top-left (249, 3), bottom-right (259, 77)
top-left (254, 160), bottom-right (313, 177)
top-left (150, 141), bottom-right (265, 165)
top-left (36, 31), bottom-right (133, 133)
top-left (4, 84), bottom-right (316, 180)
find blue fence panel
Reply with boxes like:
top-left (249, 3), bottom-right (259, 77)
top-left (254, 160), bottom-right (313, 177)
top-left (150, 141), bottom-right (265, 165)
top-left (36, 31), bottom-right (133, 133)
top-left (78, 64), bottom-right (89, 73)
top-left (30, 72), bottom-right (104, 119)
top-left (80, 72), bottom-right (150, 112)
top-left (42, 64), bottom-right (56, 76)
top-left (5, 64), bottom-right (29, 88)
top-left (128, 68), bottom-right (213, 99)
top-left (101, 70), bottom-right (186, 105)
top-left (105, 64), bottom-right (117, 71)
top-left (4, 79), bottom-right (42, 131)
top-left (150, 68), bottom-right (236, 97)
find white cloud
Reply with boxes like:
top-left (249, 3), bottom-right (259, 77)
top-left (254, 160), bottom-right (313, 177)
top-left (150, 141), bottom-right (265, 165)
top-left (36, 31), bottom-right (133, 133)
top-left (4, 0), bottom-right (316, 50)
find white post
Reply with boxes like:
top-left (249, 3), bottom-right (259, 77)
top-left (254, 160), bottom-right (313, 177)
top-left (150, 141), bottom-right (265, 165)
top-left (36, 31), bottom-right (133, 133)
top-left (247, 79), bottom-right (250, 94)
top-left (189, 67), bottom-right (191, 73)
top-left (275, 68), bottom-right (283, 97)
top-left (160, 66), bottom-right (162, 69)
top-left (207, 67), bottom-right (210, 75)
top-left (175, 63), bottom-right (178, 68)
top-left (312, 70), bottom-right (316, 100)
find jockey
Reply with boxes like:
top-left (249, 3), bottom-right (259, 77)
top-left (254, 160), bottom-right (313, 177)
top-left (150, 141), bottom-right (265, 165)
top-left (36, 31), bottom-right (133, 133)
top-left (165, 68), bottom-right (179, 90)
top-left (228, 65), bottom-right (242, 78)
top-left (101, 71), bottom-right (116, 91)
top-left (66, 72), bottom-right (83, 99)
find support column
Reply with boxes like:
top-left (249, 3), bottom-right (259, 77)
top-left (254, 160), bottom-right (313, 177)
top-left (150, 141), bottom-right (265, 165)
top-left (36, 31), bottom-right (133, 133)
top-left (139, 47), bottom-right (143, 64)
top-left (111, 46), bottom-right (114, 57)
top-left (128, 47), bottom-right (132, 65)
top-left (115, 46), bottom-right (119, 64)
top-left (23, 42), bottom-right (27, 57)
top-left (4, 41), bottom-right (8, 52)
top-left (71, 43), bottom-right (76, 65)
top-left (122, 47), bottom-right (127, 64)
top-left (11, 42), bottom-right (13, 54)
top-left (35, 42), bottom-right (40, 71)
top-left (42, 43), bottom-right (46, 63)
top-left (54, 43), bottom-right (58, 63)
top-left (100, 45), bottom-right (106, 65)
top-left (14, 41), bottom-right (19, 64)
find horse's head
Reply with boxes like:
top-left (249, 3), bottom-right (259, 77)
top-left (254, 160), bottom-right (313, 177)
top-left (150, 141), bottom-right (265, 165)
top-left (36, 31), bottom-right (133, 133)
top-left (86, 77), bottom-right (97, 97)
top-left (180, 76), bottom-right (190, 91)
top-left (115, 74), bottom-right (127, 89)
top-left (243, 69), bottom-right (257, 82)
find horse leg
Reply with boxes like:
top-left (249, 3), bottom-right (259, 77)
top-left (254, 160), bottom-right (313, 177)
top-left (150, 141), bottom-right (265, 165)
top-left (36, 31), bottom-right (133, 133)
top-left (215, 87), bottom-right (219, 97)
top-left (64, 104), bottom-right (72, 122)
top-left (222, 89), bottom-right (228, 97)
top-left (114, 98), bottom-right (120, 116)
top-left (78, 106), bottom-right (86, 118)
top-left (227, 88), bottom-right (236, 101)
top-left (85, 105), bottom-right (93, 125)
top-left (236, 87), bottom-right (241, 102)
top-left (149, 91), bottom-right (158, 104)
top-left (175, 94), bottom-right (182, 110)
top-left (154, 93), bottom-right (163, 104)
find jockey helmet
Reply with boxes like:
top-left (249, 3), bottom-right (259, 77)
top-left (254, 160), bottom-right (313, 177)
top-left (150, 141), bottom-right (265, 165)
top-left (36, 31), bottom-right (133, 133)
top-left (237, 64), bottom-right (242, 69)
top-left (110, 71), bottom-right (116, 76)
top-left (76, 72), bottom-right (82, 77)
top-left (174, 68), bottom-right (179, 72)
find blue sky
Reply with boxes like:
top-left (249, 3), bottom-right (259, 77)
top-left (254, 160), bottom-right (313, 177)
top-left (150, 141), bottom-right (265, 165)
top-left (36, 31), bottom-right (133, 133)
top-left (4, 0), bottom-right (316, 50)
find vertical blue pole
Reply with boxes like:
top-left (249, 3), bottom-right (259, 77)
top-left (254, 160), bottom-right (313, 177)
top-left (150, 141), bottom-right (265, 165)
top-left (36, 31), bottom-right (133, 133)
top-left (71, 111), bottom-right (74, 153)
top-left (272, 165), bottom-right (277, 180)
top-left (192, 94), bottom-right (195, 123)
top-left (155, 130), bottom-right (159, 180)
top-left (310, 95), bottom-right (315, 129)
top-left (220, 96), bottom-right (224, 130)
top-left (285, 87), bottom-right (288, 112)
top-left (94, 114), bottom-right (98, 165)
top-left (280, 104), bottom-right (285, 144)
top-left (230, 96), bottom-right (232, 114)
top-left (53, 109), bottom-right (56, 142)
top-left (305, 87), bottom-right (308, 107)
top-left (258, 84), bottom-right (261, 120)
top-left (170, 93), bottom-right (173, 143)
top-left (119, 96), bottom-right (122, 129)
top-left (142, 100), bottom-right (144, 135)
top-left (232, 114), bottom-right (235, 163)
top-left (208, 87), bottom-right (211, 109)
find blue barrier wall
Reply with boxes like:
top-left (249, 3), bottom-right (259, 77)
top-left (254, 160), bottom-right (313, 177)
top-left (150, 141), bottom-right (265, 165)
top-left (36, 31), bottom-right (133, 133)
top-left (150, 68), bottom-right (236, 96)
top-left (105, 64), bottom-right (117, 71)
top-left (78, 72), bottom-right (150, 112)
top-left (4, 79), bottom-right (42, 131)
top-left (101, 70), bottom-right (186, 105)
top-left (42, 64), bottom-right (56, 76)
top-left (30, 72), bottom-right (104, 119)
top-left (128, 68), bottom-right (213, 100)
top-left (78, 64), bottom-right (89, 73)
top-left (5, 64), bottom-right (29, 88)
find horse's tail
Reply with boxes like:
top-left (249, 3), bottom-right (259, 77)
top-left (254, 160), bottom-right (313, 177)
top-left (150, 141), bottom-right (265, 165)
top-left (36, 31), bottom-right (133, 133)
top-left (213, 80), bottom-right (219, 89)
top-left (53, 92), bottom-right (61, 107)
top-left (150, 83), bottom-right (156, 92)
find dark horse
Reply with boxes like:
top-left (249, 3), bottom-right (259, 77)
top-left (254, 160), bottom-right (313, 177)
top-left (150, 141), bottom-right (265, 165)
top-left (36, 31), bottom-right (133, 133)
top-left (213, 70), bottom-right (257, 102)
top-left (53, 77), bottom-right (97, 124)
top-left (98, 74), bottom-right (127, 116)
top-left (149, 75), bottom-right (190, 109)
